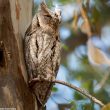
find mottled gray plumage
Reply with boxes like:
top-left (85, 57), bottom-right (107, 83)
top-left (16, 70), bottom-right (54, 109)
top-left (24, 1), bottom-right (61, 110)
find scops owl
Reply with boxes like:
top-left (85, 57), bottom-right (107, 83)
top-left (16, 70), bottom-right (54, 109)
top-left (24, 1), bottom-right (61, 110)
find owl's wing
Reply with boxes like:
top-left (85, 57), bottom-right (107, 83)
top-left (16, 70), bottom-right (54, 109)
top-left (53, 40), bottom-right (61, 77)
top-left (25, 14), bottom-right (39, 36)
top-left (24, 14), bottom-right (39, 79)
top-left (25, 33), bottom-right (39, 79)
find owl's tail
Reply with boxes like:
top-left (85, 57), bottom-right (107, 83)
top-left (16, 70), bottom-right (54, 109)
top-left (37, 98), bottom-right (46, 110)
top-left (31, 83), bottom-right (47, 110)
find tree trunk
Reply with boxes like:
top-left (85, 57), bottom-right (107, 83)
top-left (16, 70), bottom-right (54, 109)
top-left (0, 0), bottom-right (37, 110)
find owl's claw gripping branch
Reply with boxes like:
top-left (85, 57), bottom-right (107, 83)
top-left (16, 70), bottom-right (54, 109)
top-left (28, 77), bottom-right (55, 87)
top-left (29, 77), bottom-right (104, 107)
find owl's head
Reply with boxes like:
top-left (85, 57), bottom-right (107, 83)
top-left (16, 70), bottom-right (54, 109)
top-left (37, 1), bottom-right (61, 33)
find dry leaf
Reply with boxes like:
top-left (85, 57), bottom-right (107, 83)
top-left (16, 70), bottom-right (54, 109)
top-left (101, 103), bottom-right (110, 110)
top-left (87, 38), bottom-right (110, 66)
top-left (72, 11), bottom-right (79, 32)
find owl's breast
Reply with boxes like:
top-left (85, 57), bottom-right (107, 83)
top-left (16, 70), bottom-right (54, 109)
top-left (36, 32), bottom-right (60, 74)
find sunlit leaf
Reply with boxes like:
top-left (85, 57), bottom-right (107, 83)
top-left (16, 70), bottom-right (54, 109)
top-left (101, 103), bottom-right (110, 110)
top-left (72, 11), bottom-right (79, 32)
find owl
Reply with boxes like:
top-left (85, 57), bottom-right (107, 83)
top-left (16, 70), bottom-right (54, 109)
top-left (24, 1), bottom-right (61, 110)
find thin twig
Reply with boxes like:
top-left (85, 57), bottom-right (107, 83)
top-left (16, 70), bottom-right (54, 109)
top-left (95, 72), bottom-right (110, 91)
top-left (29, 78), bottom-right (104, 107)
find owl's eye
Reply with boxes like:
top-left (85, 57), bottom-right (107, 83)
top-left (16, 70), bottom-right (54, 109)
top-left (44, 14), bottom-right (52, 18)
top-left (55, 13), bottom-right (58, 17)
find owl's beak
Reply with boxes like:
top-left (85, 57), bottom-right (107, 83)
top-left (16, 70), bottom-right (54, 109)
top-left (55, 9), bottom-right (61, 23)
top-left (58, 14), bottom-right (61, 23)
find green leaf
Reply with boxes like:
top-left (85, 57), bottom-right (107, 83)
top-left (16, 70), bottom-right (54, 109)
top-left (74, 91), bottom-right (84, 100)
top-left (59, 0), bottom-right (75, 4)
top-left (62, 44), bottom-right (69, 51)
top-left (52, 87), bottom-right (58, 92)
top-left (70, 101), bottom-right (77, 110)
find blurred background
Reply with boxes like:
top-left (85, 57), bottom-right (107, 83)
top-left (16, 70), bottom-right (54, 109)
top-left (34, 0), bottom-right (110, 110)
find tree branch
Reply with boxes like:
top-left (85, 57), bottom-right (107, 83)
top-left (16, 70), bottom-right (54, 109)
top-left (29, 78), bottom-right (104, 107)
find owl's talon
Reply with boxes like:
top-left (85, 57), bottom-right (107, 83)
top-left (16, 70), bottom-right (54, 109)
top-left (28, 80), bottom-right (34, 87)
top-left (28, 78), bottom-right (40, 87)
top-left (45, 76), bottom-right (55, 82)
top-left (0, 41), bottom-right (3, 47)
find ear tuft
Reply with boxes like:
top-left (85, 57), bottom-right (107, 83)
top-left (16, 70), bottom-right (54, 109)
top-left (38, 1), bottom-right (50, 14)
top-left (40, 1), bottom-right (47, 10)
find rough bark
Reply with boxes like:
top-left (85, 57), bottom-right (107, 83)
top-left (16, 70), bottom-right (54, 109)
top-left (0, 0), bottom-right (37, 110)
